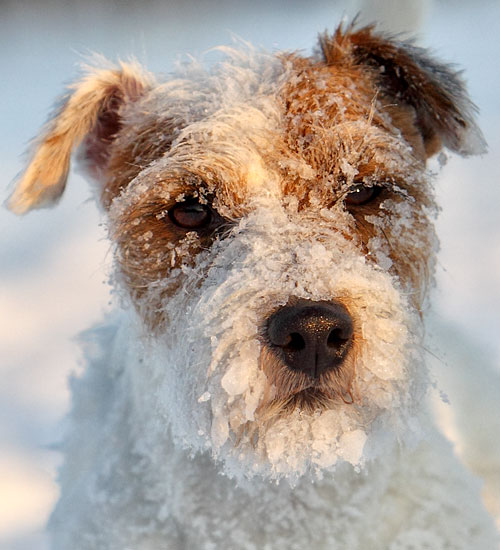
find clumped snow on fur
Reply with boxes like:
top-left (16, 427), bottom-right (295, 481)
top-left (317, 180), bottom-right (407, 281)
top-left (137, 201), bottom-right (425, 481)
top-left (105, 46), bottom-right (429, 480)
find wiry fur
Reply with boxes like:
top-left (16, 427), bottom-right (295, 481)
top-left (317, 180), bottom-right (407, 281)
top-left (8, 24), bottom-right (499, 549)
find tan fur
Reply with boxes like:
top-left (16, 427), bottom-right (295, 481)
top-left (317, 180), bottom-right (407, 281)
top-left (8, 60), bottom-right (153, 214)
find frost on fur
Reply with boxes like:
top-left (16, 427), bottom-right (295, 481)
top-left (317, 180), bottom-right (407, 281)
top-left (134, 203), bottom-right (427, 480)
top-left (101, 42), bottom-right (440, 480)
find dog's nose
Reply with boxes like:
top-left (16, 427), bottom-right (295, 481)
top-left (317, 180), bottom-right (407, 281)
top-left (267, 299), bottom-right (354, 378)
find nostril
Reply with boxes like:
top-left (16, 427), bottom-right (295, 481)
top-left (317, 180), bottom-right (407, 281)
top-left (327, 327), bottom-right (352, 349)
top-left (283, 333), bottom-right (306, 352)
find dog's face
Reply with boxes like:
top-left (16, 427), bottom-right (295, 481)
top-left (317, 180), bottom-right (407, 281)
top-left (9, 25), bottom-right (484, 480)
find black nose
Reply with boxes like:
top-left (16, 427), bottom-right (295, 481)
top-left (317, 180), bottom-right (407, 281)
top-left (266, 299), bottom-right (354, 379)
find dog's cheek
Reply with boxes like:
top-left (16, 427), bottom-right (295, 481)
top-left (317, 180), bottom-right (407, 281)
top-left (358, 193), bottom-right (437, 308)
top-left (112, 215), bottom-right (209, 327)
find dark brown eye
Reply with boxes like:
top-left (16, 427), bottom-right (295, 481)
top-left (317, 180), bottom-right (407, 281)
top-left (168, 199), bottom-right (212, 229)
top-left (344, 185), bottom-right (381, 206)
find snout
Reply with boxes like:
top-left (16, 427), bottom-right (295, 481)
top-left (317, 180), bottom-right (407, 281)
top-left (266, 298), bottom-right (354, 379)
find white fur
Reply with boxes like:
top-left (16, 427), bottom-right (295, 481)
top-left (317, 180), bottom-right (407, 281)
top-left (43, 45), bottom-right (499, 549)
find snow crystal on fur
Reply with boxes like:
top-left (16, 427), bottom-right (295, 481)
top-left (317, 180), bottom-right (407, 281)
top-left (129, 201), bottom-right (425, 481)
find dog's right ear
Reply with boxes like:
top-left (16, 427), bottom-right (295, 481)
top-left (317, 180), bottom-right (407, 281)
top-left (7, 60), bottom-right (153, 215)
top-left (319, 24), bottom-right (486, 158)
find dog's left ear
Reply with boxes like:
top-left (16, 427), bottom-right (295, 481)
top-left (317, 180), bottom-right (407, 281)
top-left (7, 60), bottom-right (153, 215)
top-left (319, 25), bottom-right (486, 157)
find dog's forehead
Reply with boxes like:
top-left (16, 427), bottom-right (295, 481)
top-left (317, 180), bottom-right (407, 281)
top-left (112, 51), bottom-right (421, 212)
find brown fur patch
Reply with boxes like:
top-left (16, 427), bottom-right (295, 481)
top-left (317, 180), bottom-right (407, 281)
top-left (102, 116), bottom-right (181, 208)
top-left (318, 24), bottom-right (481, 155)
top-left (109, 45), bottom-right (436, 335)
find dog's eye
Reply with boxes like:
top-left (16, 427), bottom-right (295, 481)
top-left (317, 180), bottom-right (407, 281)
top-left (169, 199), bottom-right (212, 229)
top-left (344, 185), bottom-right (381, 207)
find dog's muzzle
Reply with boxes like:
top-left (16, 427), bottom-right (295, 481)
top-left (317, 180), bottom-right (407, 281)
top-left (266, 298), bottom-right (354, 379)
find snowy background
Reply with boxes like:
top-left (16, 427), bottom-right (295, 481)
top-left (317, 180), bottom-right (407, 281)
top-left (1, 0), bottom-right (499, 548)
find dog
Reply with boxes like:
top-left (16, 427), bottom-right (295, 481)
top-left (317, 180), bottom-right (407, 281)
top-left (8, 23), bottom-right (499, 549)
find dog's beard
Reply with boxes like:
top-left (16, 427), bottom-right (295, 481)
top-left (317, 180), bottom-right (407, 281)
top-left (137, 205), bottom-right (428, 481)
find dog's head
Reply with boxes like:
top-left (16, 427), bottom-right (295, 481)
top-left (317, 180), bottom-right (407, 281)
top-left (9, 25), bottom-right (484, 480)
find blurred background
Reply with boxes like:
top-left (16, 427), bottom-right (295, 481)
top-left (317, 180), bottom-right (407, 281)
top-left (1, 0), bottom-right (499, 548)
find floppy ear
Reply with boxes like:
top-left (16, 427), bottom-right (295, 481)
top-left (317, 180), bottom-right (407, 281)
top-left (7, 59), bottom-right (153, 214)
top-left (319, 25), bottom-right (486, 157)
